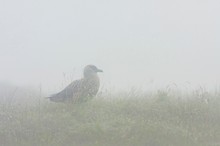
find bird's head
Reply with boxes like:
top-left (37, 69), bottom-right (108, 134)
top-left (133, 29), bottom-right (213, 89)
top-left (84, 65), bottom-right (103, 78)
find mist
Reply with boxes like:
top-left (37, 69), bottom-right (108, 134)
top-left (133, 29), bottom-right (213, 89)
top-left (1, 0), bottom-right (220, 94)
top-left (1, 1), bottom-right (220, 145)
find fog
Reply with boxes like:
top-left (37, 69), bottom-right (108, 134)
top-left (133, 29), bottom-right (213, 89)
top-left (1, 0), bottom-right (220, 94)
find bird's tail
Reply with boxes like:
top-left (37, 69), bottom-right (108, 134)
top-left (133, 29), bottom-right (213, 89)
top-left (46, 95), bottom-right (65, 102)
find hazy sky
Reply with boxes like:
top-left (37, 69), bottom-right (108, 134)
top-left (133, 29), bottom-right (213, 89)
top-left (0, 0), bottom-right (220, 92)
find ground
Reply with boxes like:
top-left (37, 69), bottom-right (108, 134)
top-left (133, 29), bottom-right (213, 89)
top-left (0, 91), bottom-right (220, 146)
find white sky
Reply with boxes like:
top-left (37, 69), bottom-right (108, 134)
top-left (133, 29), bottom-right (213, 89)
top-left (0, 0), bottom-right (220, 93)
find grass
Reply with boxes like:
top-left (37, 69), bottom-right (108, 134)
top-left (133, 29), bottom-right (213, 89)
top-left (0, 90), bottom-right (220, 146)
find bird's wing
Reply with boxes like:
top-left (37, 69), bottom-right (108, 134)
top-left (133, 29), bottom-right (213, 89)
top-left (48, 79), bottom-right (82, 102)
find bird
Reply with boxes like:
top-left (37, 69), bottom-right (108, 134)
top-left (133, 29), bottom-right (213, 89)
top-left (48, 65), bottom-right (103, 103)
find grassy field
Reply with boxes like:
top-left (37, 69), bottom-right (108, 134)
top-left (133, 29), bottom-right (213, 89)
top-left (0, 90), bottom-right (220, 146)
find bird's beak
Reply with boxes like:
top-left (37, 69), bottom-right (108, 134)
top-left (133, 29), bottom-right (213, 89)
top-left (96, 69), bottom-right (103, 72)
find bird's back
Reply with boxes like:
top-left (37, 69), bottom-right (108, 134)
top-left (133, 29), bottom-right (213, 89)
top-left (48, 76), bottom-right (100, 102)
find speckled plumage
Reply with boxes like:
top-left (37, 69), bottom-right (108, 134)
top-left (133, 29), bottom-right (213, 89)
top-left (48, 65), bottom-right (102, 103)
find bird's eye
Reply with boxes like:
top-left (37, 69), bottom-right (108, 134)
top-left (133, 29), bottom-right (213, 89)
top-left (90, 65), bottom-right (97, 71)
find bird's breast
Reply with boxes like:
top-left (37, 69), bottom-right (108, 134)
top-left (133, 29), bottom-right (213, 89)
top-left (84, 76), bottom-right (100, 96)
